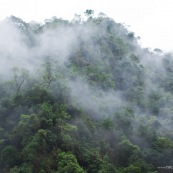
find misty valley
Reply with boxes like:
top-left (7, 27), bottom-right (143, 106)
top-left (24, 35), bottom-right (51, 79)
top-left (0, 12), bottom-right (173, 173)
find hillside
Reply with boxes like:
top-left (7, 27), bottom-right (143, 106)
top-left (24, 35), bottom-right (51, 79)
top-left (0, 12), bottom-right (173, 173)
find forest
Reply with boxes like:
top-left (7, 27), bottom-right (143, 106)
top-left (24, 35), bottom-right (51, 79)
top-left (0, 10), bottom-right (173, 172)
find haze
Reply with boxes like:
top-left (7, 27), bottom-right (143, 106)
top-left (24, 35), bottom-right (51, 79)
top-left (0, 0), bottom-right (173, 52)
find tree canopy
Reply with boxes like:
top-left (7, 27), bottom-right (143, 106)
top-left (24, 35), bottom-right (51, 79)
top-left (0, 11), bottom-right (172, 173)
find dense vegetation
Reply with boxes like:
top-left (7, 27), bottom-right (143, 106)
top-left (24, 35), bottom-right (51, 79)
top-left (0, 11), bottom-right (173, 172)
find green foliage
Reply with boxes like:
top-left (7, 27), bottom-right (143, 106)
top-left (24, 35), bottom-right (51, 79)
top-left (153, 137), bottom-right (173, 149)
top-left (41, 57), bottom-right (56, 88)
top-left (0, 12), bottom-right (173, 173)
top-left (117, 136), bottom-right (140, 166)
top-left (56, 152), bottom-right (86, 173)
top-left (102, 118), bottom-right (114, 131)
top-left (12, 67), bottom-right (29, 95)
top-left (1, 145), bottom-right (19, 167)
top-left (10, 164), bottom-right (33, 173)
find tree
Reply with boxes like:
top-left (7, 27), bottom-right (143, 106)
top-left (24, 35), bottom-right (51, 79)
top-left (117, 136), bottom-right (140, 166)
top-left (56, 152), bottom-right (86, 173)
top-left (1, 145), bottom-right (19, 167)
top-left (42, 56), bottom-right (55, 89)
top-left (12, 67), bottom-right (29, 95)
top-left (84, 9), bottom-right (94, 18)
top-left (102, 117), bottom-right (114, 142)
top-left (10, 164), bottom-right (33, 173)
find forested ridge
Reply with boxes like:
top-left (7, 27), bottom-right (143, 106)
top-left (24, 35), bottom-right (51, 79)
top-left (0, 11), bottom-right (173, 172)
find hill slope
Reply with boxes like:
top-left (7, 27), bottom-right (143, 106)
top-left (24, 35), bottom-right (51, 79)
top-left (0, 13), bottom-right (173, 173)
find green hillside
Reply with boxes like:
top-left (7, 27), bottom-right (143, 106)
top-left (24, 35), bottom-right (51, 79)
top-left (0, 11), bottom-right (173, 172)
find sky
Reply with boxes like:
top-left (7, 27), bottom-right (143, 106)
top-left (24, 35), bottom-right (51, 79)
top-left (0, 0), bottom-right (173, 52)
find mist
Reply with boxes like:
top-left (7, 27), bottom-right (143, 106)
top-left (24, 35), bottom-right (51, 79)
top-left (0, 19), bottom-right (168, 116)
top-left (0, 13), bottom-right (173, 172)
top-left (0, 14), bottom-right (172, 138)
